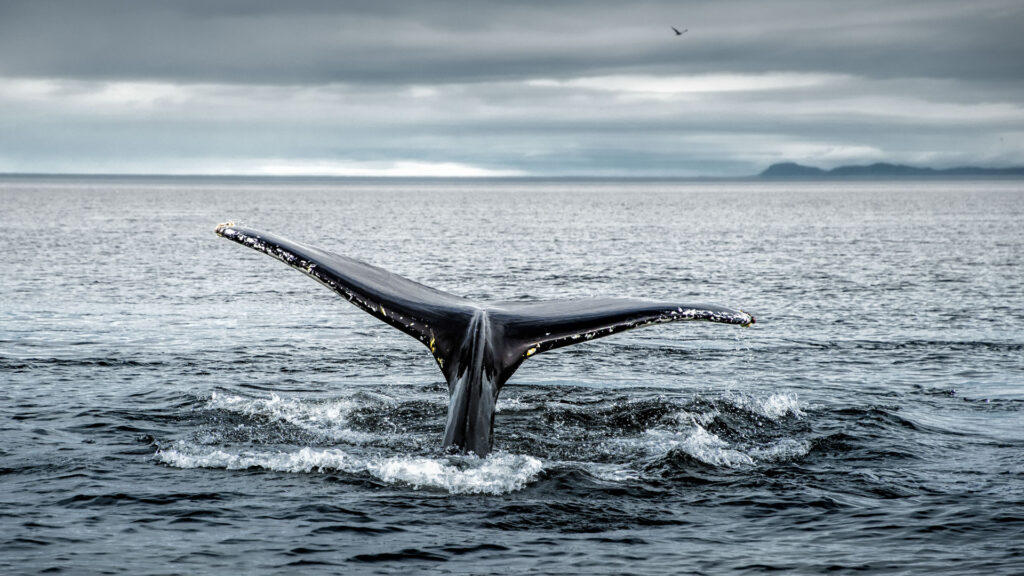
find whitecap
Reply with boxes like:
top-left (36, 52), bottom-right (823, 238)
top-left (366, 452), bottom-right (543, 494)
top-left (757, 392), bottom-right (805, 419)
top-left (157, 446), bottom-right (359, 474)
top-left (675, 425), bottom-right (755, 467)
top-left (495, 396), bottom-right (535, 413)
top-left (156, 444), bottom-right (543, 495)
top-left (642, 425), bottom-right (811, 468)
top-left (205, 391), bottom-right (373, 443)
top-left (672, 407), bottom-right (720, 427)
top-left (642, 426), bottom-right (752, 468)
top-left (729, 391), bottom-right (805, 420)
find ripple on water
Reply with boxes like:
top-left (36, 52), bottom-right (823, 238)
top-left (5, 180), bottom-right (1023, 574)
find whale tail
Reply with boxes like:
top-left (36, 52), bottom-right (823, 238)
top-left (215, 223), bottom-right (754, 456)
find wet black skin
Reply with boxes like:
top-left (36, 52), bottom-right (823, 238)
top-left (215, 224), bottom-right (755, 457)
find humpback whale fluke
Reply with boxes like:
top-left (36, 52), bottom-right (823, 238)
top-left (214, 223), bottom-right (754, 457)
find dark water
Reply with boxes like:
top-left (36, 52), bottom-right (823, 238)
top-left (2, 177), bottom-right (1022, 574)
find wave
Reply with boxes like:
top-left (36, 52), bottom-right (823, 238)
top-left (673, 391), bottom-right (804, 424)
top-left (160, 389), bottom-right (813, 491)
top-left (156, 445), bottom-right (542, 495)
top-left (204, 391), bottom-right (374, 444)
top-left (642, 424), bottom-right (810, 469)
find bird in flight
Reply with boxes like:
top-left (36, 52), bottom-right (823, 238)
top-left (672, 26), bottom-right (688, 36)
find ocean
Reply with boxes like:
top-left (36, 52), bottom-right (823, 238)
top-left (1, 177), bottom-right (1022, 574)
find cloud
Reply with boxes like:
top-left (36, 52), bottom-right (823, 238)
top-left (527, 73), bottom-right (844, 96)
top-left (0, 1), bottom-right (1022, 175)
top-left (246, 159), bottom-right (524, 178)
top-left (3, 0), bottom-right (1023, 85)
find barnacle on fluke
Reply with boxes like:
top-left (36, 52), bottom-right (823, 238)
top-left (216, 224), bottom-right (755, 457)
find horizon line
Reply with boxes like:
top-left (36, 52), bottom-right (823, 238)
top-left (4, 171), bottom-right (1024, 181)
top-left (0, 171), bottom-right (759, 181)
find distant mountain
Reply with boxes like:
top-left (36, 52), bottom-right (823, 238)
top-left (759, 162), bottom-right (1024, 179)
top-left (759, 162), bottom-right (826, 178)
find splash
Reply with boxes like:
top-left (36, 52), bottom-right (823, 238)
top-left (495, 396), bottom-right (536, 413)
top-left (367, 453), bottom-right (543, 494)
top-left (729, 391), bottom-right (805, 420)
top-left (754, 392), bottom-right (805, 419)
top-left (156, 444), bottom-right (543, 495)
top-left (671, 425), bottom-right (755, 467)
top-left (205, 391), bottom-right (373, 443)
top-left (645, 395), bottom-right (810, 469)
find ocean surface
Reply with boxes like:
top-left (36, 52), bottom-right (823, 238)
top-left (1, 177), bottom-right (1022, 574)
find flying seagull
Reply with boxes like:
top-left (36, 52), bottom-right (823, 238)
top-left (672, 26), bottom-right (687, 36)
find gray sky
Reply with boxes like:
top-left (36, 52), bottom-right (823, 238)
top-left (2, 0), bottom-right (1022, 176)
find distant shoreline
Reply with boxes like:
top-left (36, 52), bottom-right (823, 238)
top-left (759, 162), bottom-right (1024, 180)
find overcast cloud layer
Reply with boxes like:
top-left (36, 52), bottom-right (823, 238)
top-left (2, 0), bottom-right (1022, 176)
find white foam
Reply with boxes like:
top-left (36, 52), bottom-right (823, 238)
top-left (650, 393), bottom-right (809, 468)
top-left (643, 424), bottom-right (809, 468)
top-left (675, 425), bottom-right (755, 467)
top-left (157, 445), bottom-right (358, 473)
top-left (758, 392), bottom-right (805, 419)
top-left (495, 397), bottom-right (536, 413)
top-left (673, 408), bottom-right (720, 427)
top-left (157, 444), bottom-right (543, 495)
top-left (206, 392), bottom-right (373, 443)
top-left (731, 392), bottom-right (805, 420)
top-left (671, 393), bottom-right (803, 431)
top-left (643, 426), bottom-right (749, 468)
top-left (367, 452), bottom-right (543, 494)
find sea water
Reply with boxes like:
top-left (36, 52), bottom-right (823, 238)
top-left (1, 177), bottom-right (1022, 574)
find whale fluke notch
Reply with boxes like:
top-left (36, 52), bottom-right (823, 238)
top-left (215, 223), bottom-right (754, 456)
